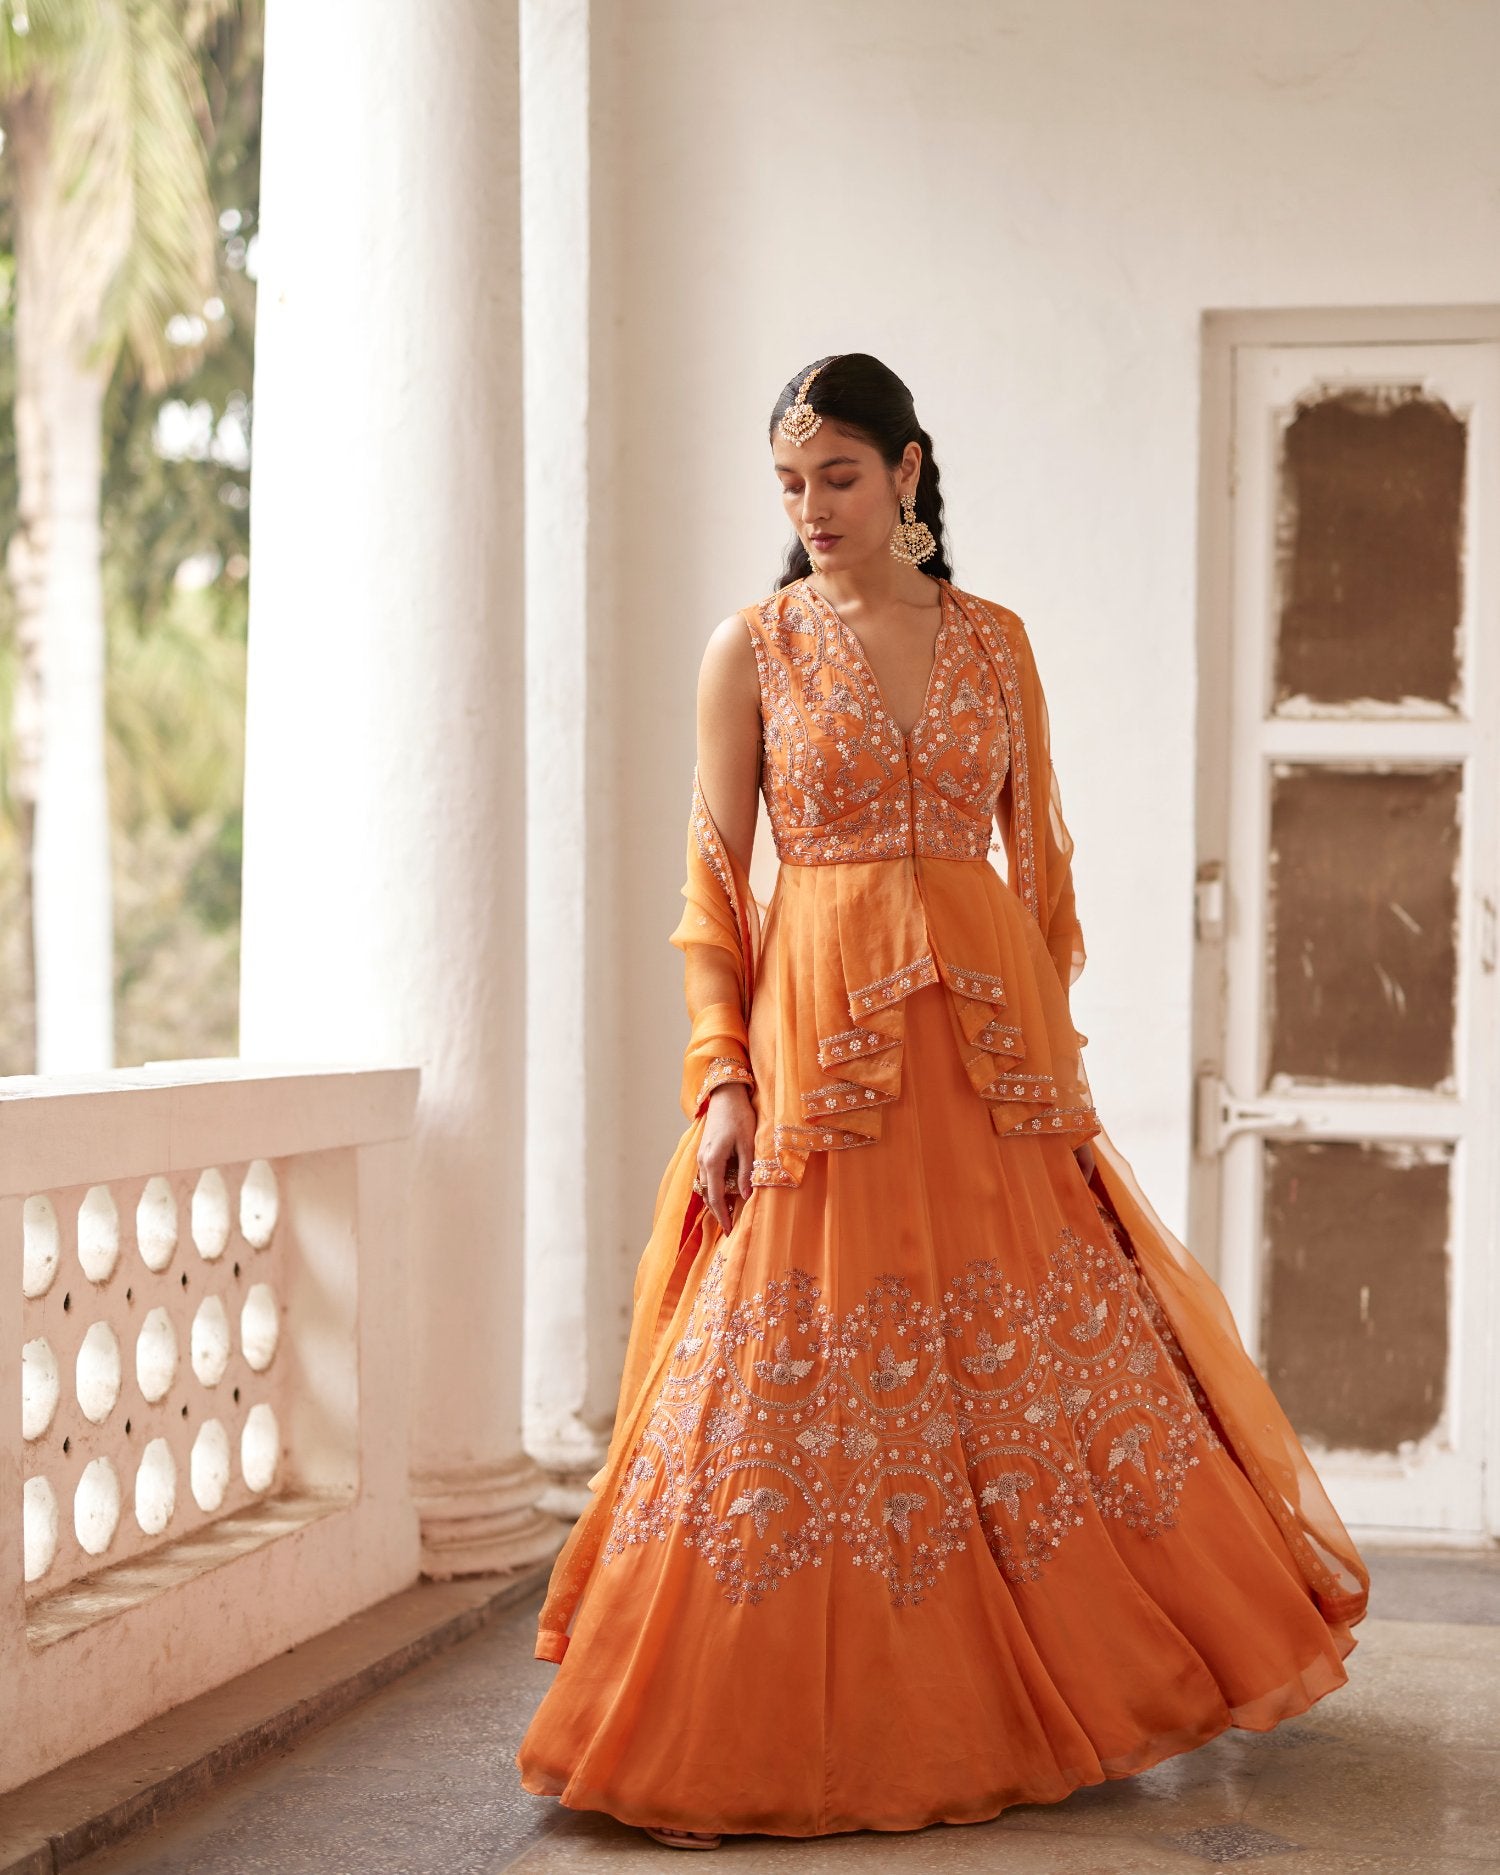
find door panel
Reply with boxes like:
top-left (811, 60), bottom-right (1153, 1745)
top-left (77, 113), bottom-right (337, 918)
top-left (1195, 332), bottom-right (1500, 1538)
top-left (1272, 386), bottom-right (1466, 715)
top-left (1266, 761), bottom-right (1462, 1091)
top-left (1261, 1136), bottom-right (1451, 1453)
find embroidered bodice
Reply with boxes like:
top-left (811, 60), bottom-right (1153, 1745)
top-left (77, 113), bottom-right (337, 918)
top-left (745, 576), bottom-right (1010, 865)
top-left (709, 576), bottom-right (1100, 1190)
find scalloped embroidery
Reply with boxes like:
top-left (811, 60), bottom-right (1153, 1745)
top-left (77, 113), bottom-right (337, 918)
top-left (602, 1213), bottom-right (1216, 1608)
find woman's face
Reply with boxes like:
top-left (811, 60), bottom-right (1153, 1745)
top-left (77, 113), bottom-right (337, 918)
top-left (772, 423), bottom-right (921, 573)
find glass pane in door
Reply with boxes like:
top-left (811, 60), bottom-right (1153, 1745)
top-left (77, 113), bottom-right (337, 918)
top-left (1273, 386), bottom-right (1465, 713)
top-left (1266, 762), bottom-right (1461, 1090)
top-left (1261, 1137), bottom-right (1451, 1452)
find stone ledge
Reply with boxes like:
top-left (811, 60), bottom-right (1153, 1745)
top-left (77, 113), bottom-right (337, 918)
top-left (0, 1562), bottom-right (555, 1875)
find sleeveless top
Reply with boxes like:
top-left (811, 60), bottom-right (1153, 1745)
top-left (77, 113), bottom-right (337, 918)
top-left (747, 574), bottom-right (1010, 866)
top-left (739, 576), bottom-right (1099, 1190)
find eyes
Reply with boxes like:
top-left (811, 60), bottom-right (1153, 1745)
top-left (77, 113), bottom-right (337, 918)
top-left (780, 478), bottom-right (856, 494)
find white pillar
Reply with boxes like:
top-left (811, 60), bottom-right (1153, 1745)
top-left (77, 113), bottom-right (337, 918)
top-left (245, 0), bottom-right (563, 1576)
top-left (519, 0), bottom-right (626, 1514)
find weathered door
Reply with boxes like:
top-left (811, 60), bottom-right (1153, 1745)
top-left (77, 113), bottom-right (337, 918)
top-left (1194, 329), bottom-right (1500, 1537)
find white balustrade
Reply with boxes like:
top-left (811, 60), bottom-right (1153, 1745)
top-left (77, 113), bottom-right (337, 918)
top-left (1, 1060), bottom-right (421, 1793)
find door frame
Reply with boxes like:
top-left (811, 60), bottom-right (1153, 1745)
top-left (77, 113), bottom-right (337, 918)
top-left (1193, 304), bottom-right (1500, 1543)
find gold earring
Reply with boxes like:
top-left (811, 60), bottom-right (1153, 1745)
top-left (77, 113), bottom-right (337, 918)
top-left (779, 364), bottom-right (825, 446)
top-left (889, 488), bottom-right (937, 565)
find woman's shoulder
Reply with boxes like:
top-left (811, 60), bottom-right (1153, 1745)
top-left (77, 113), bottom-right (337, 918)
top-left (727, 577), bottom-right (821, 647)
top-left (945, 581), bottom-right (1032, 660)
top-left (946, 578), bottom-right (1022, 630)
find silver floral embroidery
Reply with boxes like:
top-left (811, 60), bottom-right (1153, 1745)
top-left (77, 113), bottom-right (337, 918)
top-left (870, 1344), bottom-right (920, 1392)
top-left (849, 954), bottom-right (941, 1012)
top-left (1070, 1297), bottom-right (1109, 1343)
top-left (962, 1328), bottom-right (1017, 1376)
top-left (755, 1335), bottom-right (814, 1385)
top-left (744, 581), bottom-right (1012, 868)
top-left (696, 1054), bottom-right (756, 1110)
top-left (883, 1492), bottom-right (926, 1540)
top-left (705, 1406), bottom-right (747, 1444)
top-left (726, 1484), bottom-right (789, 1539)
top-left (603, 1208), bottom-right (1220, 1608)
top-left (921, 1411), bottom-right (956, 1448)
top-left (1108, 1423), bottom-right (1152, 1475)
top-left (979, 1470), bottom-right (1030, 1517)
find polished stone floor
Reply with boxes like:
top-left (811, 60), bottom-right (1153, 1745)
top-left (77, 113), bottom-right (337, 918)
top-left (72, 1548), bottom-right (1500, 1874)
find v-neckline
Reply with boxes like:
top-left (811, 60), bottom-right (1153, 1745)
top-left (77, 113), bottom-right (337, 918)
top-left (802, 574), bottom-right (952, 744)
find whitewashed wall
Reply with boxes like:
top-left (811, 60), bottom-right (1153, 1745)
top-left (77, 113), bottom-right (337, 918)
top-left (587, 0), bottom-right (1500, 1274)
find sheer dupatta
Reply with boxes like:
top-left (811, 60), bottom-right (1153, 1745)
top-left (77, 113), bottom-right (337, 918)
top-left (534, 768), bottom-right (760, 1663)
top-left (978, 594), bottom-right (1367, 1631)
top-left (1084, 1139), bottom-right (1369, 1628)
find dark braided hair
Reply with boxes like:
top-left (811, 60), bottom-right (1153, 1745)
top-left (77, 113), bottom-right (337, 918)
top-left (768, 352), bottom-right (953, 590)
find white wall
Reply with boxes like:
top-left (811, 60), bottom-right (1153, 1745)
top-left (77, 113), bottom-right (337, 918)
top-left (594, 0), bottom-right (1500, 1260)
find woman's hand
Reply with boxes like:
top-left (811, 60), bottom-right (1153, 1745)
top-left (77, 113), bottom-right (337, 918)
top-left (1073, 1138), bottom-right (1096, 1182)
top-left (698, 1083), bottom-right (756, 1236)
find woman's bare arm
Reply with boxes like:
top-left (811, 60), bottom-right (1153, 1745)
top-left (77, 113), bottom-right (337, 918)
top-left (695, 614), bottom-right (763, 881)
top-left (691, 612), bottom-right (763, 1233)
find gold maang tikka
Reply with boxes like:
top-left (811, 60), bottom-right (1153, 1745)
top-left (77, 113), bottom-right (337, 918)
top-left (889, 487), bottom-right (938, 564)
top-left (778, 364), bottom-right (826, 446)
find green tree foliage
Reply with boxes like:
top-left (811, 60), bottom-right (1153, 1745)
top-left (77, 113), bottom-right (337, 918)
top-left (0, 2), bottom-right (261, 1071)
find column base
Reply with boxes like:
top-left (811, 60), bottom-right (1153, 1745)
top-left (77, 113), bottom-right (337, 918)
top-left (525, 1416), bottom-right (611, 1523)
top-left (534, 1468), bottom-right (598, 1523)
top-left (412, 1451), bottom-right (569, 1580)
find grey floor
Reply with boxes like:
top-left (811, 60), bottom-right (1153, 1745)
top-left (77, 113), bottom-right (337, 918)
top-left (70, 1548), bottom-right (1500, 1875)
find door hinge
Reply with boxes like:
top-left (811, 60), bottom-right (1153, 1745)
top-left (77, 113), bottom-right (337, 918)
top-left (1194, 861), bottom-right (1225, 942)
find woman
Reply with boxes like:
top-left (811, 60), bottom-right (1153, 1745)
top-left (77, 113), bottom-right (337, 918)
top-left (515, 353), bottom-right (1369, 1851)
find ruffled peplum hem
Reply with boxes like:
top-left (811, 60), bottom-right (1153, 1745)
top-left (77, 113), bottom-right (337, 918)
top-left (748, 853), bottom-right (1099, 1188)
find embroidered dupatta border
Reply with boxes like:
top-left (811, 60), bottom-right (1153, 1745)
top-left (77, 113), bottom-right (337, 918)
top-left (690, 766), bottom-right (758, 1016)
top-left (948, 587), bottom-right (1038, 922)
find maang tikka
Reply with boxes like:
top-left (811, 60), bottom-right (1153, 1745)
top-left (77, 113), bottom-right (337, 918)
top-left (778, 363), bottom-right (826, 445)
top-left (889, 487), bottom-right (938, 565)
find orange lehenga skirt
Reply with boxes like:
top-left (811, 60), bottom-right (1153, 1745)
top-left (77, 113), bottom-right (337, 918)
top-left (515, 910), bottom-right (1366, 1839)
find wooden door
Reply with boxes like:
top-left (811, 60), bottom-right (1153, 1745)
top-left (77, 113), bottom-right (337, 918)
top-left (1194, 326), bottom-right (1500, 1538)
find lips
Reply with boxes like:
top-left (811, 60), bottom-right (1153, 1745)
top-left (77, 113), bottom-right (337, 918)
top-left (810, 534), bottom-right (840, 549)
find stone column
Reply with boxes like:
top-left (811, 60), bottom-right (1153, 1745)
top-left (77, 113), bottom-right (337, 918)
top-left (244, 0), bottom-right (563, 1576)
top-left (519, 0), bottom-right (626, 1517)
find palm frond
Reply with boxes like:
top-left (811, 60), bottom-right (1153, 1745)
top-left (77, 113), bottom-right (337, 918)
top-left (47, 0), bottom-right (219, 388)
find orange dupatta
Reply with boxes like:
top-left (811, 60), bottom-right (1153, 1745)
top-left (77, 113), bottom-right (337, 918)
top-left (975, 592), bottom-right (1367, 1630)
top-left (534, 770), bottom-right (761, 1662)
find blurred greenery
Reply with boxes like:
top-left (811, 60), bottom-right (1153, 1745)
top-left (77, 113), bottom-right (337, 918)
top-left (0, 4), bottom-right (261, 1072)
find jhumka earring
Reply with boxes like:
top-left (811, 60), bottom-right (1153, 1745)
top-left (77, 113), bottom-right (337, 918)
top-left (778, 364), bottom-right (826, 446)
top-left (889, 488), bottom-right (938, 564)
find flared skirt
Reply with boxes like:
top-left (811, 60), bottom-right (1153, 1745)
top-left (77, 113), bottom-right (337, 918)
top-left (515, 979), bottom-right (1358, 1839)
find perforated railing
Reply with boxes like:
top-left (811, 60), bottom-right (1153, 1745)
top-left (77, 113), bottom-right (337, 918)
top-left (1, 1063), bottom-right (419, 1796)
top-left (22, 1160), bottom-right (290, 1607)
